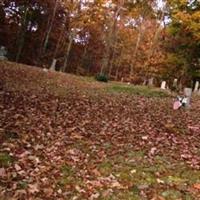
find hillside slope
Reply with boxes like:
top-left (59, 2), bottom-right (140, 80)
top-left (0, 61), bottom-right (200, 199)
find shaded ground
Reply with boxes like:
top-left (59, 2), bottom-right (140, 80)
top-left (0, 61), bottom-right (200, 200)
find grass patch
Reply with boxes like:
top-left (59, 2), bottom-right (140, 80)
top-left (107, 84), bottom-right (169, 97)
top-left (98, 160), bottom-right (113, 176)
top-left (17, 181), bottom-right (28, 189)
top-left (0, 152), bottom-right (13, 167)
top-left (161, 189), bottom-right (182, 199)
top-left (57, 164), bottom-right (82, 189)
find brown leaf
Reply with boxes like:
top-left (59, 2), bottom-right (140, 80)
top-left (28, 183), bottom-right (39, 194)
top-left (43, 188), bottom-right (54, 197)
top-left (92, 168), bottom-right (101, 176)
top-left (0, 168), bottom-right (6, 177)
top-left (193, 183), bottom-right (200, 190)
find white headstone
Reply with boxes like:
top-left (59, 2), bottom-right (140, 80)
top-left (183, 87), bottom-right (192, 107)
top-left (194, 81), bottom-right (199, 92)
top-left (50, 59), bottom-right (57, 71)
top-left (161, 81), bottom-right (166, 90)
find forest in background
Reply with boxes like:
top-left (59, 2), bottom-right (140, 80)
top-left (0, 0), bottom-right (200, 86)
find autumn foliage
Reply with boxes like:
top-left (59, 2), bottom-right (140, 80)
top-left (0, 0), bottom-right (200, 83)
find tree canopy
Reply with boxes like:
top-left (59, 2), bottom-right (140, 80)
top-left (0, 0), bottom-right (199, 84)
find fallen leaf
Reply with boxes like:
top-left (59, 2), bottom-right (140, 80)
top-left (193, 183), bottom-right (200, 190)
top-left (28, 184), bottom-right (39, 194)
top-left (0, 168), bottom-right (6, 177)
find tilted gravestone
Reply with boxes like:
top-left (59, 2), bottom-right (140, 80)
top-left (50, 59), bottom-right (57, 71)
top-left (0, 46), bottom-right (7, 60)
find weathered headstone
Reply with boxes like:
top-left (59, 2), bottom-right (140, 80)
top-left (173, 78), bottom-right (178, 87)
top-left (0, 46), bottom-right (7, 60)
top-left (183, 87), bottom-right (192, 107)
top-left (50, 59), bottom-right (57, 71)
top-left (148, 78), bottom-right (154, 86)
top-left (160, 81), bottom-right (166, 90)
top-left (194, 81), bottom-right (199, 92)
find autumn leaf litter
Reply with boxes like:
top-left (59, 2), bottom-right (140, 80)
top-left (0, 62), bottom-right (200, 199)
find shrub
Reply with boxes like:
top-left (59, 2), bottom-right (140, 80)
top-left (95, 73), bottom-right (108, 82)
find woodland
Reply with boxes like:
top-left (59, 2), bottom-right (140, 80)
top-left (0, 0), bottom-right (200, 85)
top-left (0, 0), bottom-right (200, 200)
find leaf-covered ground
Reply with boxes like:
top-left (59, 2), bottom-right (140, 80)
top-left (0, 61), bottom-right (200, 200)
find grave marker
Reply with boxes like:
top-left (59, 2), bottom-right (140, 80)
top-left (194, 81), bottom-right (199, 92)
top-left (183, 87), bottom-right (192, 107)
top-left (0, 46), bottom-right (7, 60)
top-left (161, 81), bottom-right (166, 90)
top-left (50, 59), bottom-right (57, 71)
top-left (148, 78), bottom-right (154, 86)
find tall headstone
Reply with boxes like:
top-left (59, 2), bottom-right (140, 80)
top-left (0, 46), bottom-right (7, 60)
top-left (50, 59), bottom-right (57, 71)
top-left (161, 81), bottom-right (166, 90)
top-left (194, 81), bottom-right (199, 92)
top-left (173, 78), bottom-right (178, 87)
top-left (183, 87), bottom-right (192, 107)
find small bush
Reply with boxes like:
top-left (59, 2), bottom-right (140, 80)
top-left (95, 74), bottom-right (108, 82)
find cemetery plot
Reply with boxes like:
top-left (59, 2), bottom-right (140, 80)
top-left (0, 62), bottom-right (200, 200)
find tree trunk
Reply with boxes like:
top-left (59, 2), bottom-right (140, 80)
top-left (61, 33), bottom-right (74, 72)
top-left (101, 4), bottom-right (123, 75)
top-left (16, 5), bottom-right (29, 62)
top-left (43, 0), bottom-right (58, 53)
top-left (129, 26), bottom-right (142, 79)
top-left (143, 9), bottom-right (165, 77)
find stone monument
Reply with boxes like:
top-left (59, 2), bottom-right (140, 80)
top-left (173, 78), bottom-right (178, 87)
top-left (183, 87), bottom-right (192, 107)
top-left (161, 81), bottom-right (166, 90)
top-left (148, 77), bottom-right (154, 86)
top-left (50, 58), bottom-right (57, 71)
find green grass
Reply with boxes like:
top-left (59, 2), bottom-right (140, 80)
top-left (107, 84), bottom-right (170, 97)
top-left (0, 152), bottom-right (13, 167)
top-left (98, 160), bottom-right (113, 176)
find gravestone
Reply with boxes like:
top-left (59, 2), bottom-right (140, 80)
top-left (173, 78), bottom-right (178, 87)
top-left (183, 87), bottom-right (192, 107)
top-left (194, 81), bottom-right (199, 92)
top-left (161, 81), bottom-right (166, 90)
top-left (50, 59), bottom-right (57, 71)
top-left (148, 78), bottom-right (154, 86)
top-left (0, 46), bottom-right (7, 60)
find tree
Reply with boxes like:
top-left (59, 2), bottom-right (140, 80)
top-left (164, 0), bottom-right (200, 85)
